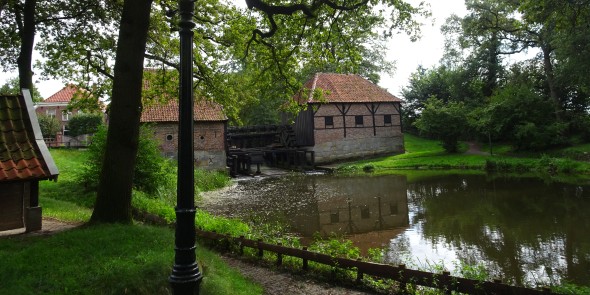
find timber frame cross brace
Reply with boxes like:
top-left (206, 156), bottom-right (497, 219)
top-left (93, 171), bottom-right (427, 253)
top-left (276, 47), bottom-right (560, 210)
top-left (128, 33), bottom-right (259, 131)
top-left (364, 103), bottom-right (381, 136)
top-left (336, 103), bottom-right (351, 138)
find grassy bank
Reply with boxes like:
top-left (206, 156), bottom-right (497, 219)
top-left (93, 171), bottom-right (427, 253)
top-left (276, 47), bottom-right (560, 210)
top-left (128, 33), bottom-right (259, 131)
top-left (0, 149), bottom-right (261, 295)
top-left (0, 224), bottom-right (261, 295)
top-left (337, 134), bottom-right (590, 177)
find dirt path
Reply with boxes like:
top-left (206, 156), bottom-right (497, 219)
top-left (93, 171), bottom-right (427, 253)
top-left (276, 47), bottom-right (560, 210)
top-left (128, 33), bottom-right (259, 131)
top-left (0, 217), bottom-right (82, 238)
top-left (465, 141), bottom-right (489, 155)
top-left (221, 256), bottom-right (377, 295)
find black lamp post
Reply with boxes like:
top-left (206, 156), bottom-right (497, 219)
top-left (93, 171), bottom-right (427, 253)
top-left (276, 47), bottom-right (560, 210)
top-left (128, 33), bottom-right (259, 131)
top-left (169, 0), bottom-right (202, 294)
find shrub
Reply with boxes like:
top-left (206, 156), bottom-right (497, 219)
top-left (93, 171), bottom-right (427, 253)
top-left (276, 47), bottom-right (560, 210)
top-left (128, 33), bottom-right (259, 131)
top-left (38, 114), bottom-right (60, 139)
top-left (414, 97), bottom-right (468, 153)
top-left (78, 125), bottom-right (174, 194)
top-left (362, 164), bottom-right (375, 173)
top-left (67, 113), bottom-right (103, 137)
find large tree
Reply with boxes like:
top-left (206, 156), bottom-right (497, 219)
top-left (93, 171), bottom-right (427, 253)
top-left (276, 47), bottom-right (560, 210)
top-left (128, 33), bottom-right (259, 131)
top-left (0, 0), bottom-right (113, 99)
top-left (90, 0), bottom-right (153, 223)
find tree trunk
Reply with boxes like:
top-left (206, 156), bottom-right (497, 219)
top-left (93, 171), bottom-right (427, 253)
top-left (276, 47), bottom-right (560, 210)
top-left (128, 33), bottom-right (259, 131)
top-left (90, 0), bottom-right (153, 224)
top-left (16, 0), bottom-right (36, 98)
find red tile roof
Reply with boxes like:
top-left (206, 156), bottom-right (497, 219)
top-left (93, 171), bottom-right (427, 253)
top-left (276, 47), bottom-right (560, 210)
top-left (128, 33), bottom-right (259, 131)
top-left (140, 100), bottom-right (227, 122)
top-left (43, 84), bottom-right (80, 103)
top-left (296, 73), bottom-right (401, 104)
top-left (1, 92), bottom-right (59, 181)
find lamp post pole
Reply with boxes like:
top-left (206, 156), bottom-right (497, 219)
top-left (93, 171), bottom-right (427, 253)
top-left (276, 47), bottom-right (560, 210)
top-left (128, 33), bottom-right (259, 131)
top-left (169, 0), bottom-right (202, 294)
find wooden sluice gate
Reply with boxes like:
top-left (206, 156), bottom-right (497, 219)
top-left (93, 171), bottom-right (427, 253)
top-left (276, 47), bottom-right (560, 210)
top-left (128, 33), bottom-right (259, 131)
top-left (227, 148), bottom-right (315, 176)
top-left (226, 125), bottom-right (314, 176)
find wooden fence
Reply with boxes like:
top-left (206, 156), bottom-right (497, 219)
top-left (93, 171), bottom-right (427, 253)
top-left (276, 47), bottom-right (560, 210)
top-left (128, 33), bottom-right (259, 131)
top-left (195, 229), bottom-right (558, 295)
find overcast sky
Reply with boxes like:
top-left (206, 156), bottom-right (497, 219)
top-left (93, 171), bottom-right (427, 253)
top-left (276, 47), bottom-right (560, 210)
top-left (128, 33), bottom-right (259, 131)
top-left (0, 0), bottom-right (467, 99)
top-left (379, 0), bottom-right (467, 96)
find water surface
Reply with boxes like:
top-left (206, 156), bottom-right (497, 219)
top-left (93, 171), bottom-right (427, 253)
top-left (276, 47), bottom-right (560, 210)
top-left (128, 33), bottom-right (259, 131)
top-left (199, 173), bottom-right (590, 287)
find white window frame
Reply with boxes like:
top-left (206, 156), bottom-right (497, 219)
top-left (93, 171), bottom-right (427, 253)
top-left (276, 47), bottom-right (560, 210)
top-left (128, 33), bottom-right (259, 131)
top-left (62, 111), bottom-right (72, 121)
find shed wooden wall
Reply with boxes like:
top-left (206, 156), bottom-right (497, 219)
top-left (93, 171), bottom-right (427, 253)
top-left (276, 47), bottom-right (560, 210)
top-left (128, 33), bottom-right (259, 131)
top-left (0, 182), bottom-right (29, 231)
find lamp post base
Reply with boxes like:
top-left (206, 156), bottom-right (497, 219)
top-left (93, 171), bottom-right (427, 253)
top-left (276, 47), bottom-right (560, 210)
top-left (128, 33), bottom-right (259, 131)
top-left (170, 262), bottom-right (203, 295)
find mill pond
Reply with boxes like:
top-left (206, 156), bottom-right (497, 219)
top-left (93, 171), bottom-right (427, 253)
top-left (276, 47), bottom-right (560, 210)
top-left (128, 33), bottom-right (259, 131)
top-left (199, 172), bottom-right (590, 288)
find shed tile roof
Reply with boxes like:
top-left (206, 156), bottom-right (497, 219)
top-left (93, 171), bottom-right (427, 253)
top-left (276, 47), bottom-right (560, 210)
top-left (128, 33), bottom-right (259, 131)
top-left (140, 100), bottom-right (227, 122)
top-left (1, 92), bottom-right (59, 181)
top-left (296, 73), bottom-right (401, 104)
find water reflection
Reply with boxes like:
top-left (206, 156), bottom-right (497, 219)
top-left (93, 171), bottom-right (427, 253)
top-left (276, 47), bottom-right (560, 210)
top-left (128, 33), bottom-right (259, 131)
top-left (199, 173), bottom-right (590, 287)
top-left (389, 174), bottom-right (590, 287)
top-left (201, 175), bottom-right (409, 248)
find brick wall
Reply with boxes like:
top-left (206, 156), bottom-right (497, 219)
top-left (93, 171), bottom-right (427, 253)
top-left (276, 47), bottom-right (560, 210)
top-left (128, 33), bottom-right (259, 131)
top-left (150, 121), bottom-right (226, 170)
top-left (310, 102), bottom-right (404, 163)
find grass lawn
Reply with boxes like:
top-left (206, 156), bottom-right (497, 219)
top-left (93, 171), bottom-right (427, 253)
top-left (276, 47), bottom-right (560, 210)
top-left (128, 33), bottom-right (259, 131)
top-left (0, 224), bottom-right (262, 295)
top-left (337, 134), bottom-right (590, 177)
top-left (1, 148), bottom-right (262, 295)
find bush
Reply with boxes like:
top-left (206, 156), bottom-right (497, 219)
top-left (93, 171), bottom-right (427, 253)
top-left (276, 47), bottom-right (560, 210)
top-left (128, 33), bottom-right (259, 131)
top-left (38, 114), bottom-right (60, 139)
top-left (78, 125), bottom-right (174, 194)
top-left (414, 97), bottom-right (468, 153)
top-left (67, 113), bottom-right (103, 137)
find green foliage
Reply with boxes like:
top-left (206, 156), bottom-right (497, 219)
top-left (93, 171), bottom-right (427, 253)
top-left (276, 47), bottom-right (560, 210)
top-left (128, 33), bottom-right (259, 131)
top-left (79, 125), bottom-right (175, 194)
top-left (37, 114), bottom-right (60, 139)
top-left (309, 234), bottom-right (361, 260)
top-left (67, 113), bottom-right (103, 137)
top-left (473, 75), bottom-right (570, 150)
top-left (0, 76), bottom-right (42, 101)
top-left (552, 283), bottom-right (590, 295)
top-left (484, 155), bottom-right (581, 175)
top-left (401, 65), bottom-right (483, 131)
top-left (196, 210), bottom-right (251, 238)
top-left (414, 97), bottom-right (468, 153)
top-left (194, 169), bottom-right (231, 195)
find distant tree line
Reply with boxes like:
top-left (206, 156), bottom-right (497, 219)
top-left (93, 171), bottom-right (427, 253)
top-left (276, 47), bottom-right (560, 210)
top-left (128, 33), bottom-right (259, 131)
top-left (403, 0), bottom-right (590, 152)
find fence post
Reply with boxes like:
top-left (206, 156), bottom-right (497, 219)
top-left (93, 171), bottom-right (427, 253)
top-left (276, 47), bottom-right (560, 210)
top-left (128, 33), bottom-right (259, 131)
top-left (276, 243), bottom-right (283, 266)
top-left (398, 264), bottom-right (407, 294)
top-left (239, 236), bottom-right (245, 256)
top-left (257, 239), bottom-right (263, 258)
top-left (356, 258), bottom-right (363, 283)
top-left (441, 271), bottom-right (452, 295)
top-left (302, 246), bottom-right (308, 271)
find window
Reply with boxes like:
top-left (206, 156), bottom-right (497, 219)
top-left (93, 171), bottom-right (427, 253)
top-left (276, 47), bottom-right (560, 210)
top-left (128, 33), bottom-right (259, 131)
top-left (46, 109), bottom-right (56, 118)
top-left (355, 115), bottom-right (364, 126)
top-left (361, 207), bottom-right (371, 219)
top-left (324, 116), bottom-right (334, 128)
top-left (390, 203), bottom-right (399, 215)
top-left (62, 111), bottom-right (72, 121)
top-left (330, 212), bottom-right (340, 223)
top-left (384, 114), bottom-right (392, 125)
top-left (166, 134), bottom-right (173, 141)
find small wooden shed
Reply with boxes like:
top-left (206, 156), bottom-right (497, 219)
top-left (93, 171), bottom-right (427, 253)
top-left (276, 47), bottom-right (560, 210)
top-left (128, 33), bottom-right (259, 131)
top-left (0, 90), bottom-right (59, 232)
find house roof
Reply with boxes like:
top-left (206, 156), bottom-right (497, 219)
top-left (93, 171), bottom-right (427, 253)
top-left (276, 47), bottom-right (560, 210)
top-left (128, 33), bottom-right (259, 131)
top-left (43, 84), bottom-right (79, 103)
top-left (140, 99), bottom-right (227, 123)
top-left (0, 91), bottom-right (59, 182)
top-left (296, 73), bottom-right (402, 104)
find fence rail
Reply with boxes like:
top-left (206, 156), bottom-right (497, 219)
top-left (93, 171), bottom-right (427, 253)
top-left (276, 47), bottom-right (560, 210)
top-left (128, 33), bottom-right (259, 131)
top-left (43, 138), bottom-right (90, 148)
top-left (196, 229), bottom-right (557, 295)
